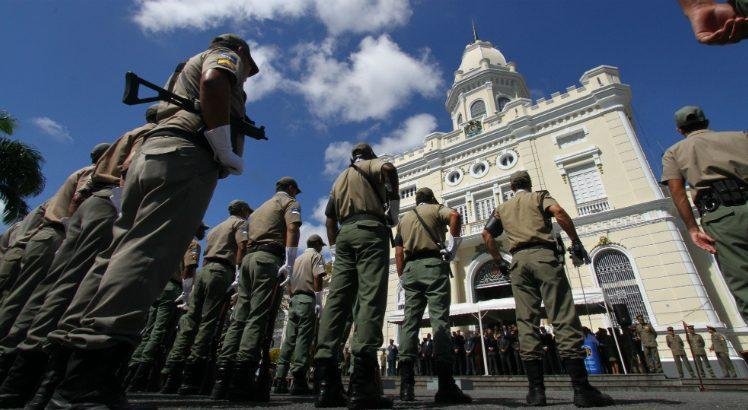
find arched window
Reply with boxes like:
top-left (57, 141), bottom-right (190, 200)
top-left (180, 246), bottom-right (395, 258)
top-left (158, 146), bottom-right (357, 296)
top-left (473, 259), bottom-right (512, 302)
top-left (497, 96), bottom-right (511, 111)
top-left (470, 100), bottom-right (486, 119)
top-left (593, 248), bottom-right (649, 323)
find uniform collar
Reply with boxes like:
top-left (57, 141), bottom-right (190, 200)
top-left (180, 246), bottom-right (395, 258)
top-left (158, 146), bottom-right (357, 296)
top-left (685, 128), bottom-right (711, 138)
top-left (515, 189), bottom-right (528, 194)
top-left (276, 191), bottom-right (293, 199)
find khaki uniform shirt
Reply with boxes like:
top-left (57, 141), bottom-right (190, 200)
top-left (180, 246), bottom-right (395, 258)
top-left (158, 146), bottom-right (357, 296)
top-left (151, 47), bottom-right (247, 138)
top-left (173, 239), bottom-right (201, 282)
top-left (710, 332), bottom-right (729, 354)
top-left (204, 215), bottom-right (246, 265)
top-left (44, 166), bottom-right (95, 224)
top-left (290, 248), bottom-right (325, 295)
top-left (88, 123), bottom-right (155, 188)
top-left (666, 333), bottom-right (686, 355)
top-left (395, 203), bottom-right (452, 261)
top-left (493, 190), bottom-right (558, 253)
top-left (687, 333), bottom-right (707, 355)
top-left (247, 192), bottom-right (301, 246)
top-left (635, 322), bottom-right (658, 348)
top-left (330, 158), bottom-right (388, 221)
top-left (660, 129), bottom-right (748, 189)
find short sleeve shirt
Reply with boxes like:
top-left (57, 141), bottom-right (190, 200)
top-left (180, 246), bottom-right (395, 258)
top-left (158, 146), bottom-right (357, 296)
top-left (494, 190), bottom-right (558, 252)
top-left (710, 332), bottom-right (728, 353)
top-left (89, 123), bottom-right (155, 187)
top-left (44, 166), bottom-right (95, 224)
top-left (290, 248), bottom-right (325, 294)
top-left (660, 129), bottom-right (748, 189)
top-left (247, 192), bottom-right (302, 246)
top-left (151, 47), bottom-right (247, 137)
top-left (329, 158), bottom-right (390, 221)
top-left (395, 203), bottom-right (452, 260)
top-left (203, 215), bottom-right (246, 265)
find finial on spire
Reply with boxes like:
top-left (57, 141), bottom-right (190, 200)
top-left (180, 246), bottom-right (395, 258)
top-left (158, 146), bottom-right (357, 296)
top-left (472, 19), bottom-right (479, 42)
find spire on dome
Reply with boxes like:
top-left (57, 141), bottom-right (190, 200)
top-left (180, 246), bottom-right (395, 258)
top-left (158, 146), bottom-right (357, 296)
top-left (472, 19), bottom-right (479, 42)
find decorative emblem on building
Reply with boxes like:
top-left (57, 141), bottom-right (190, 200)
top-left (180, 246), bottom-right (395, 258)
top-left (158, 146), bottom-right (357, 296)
top-left (475, 260), bottom-right (511, 289)
top-left (464, 119), bottom-right (482, 137)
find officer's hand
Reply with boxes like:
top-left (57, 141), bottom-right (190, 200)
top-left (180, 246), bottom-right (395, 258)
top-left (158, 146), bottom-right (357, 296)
top-left (689, 228), bottom-right (717, 254)
top-left (204, 125), bottom-right (243, 175)
top-left (278, 264), bottom-right (290, 280)
top-left (329, 244), bottom-right (336, 264)
top-left (315, 305), bottom-right (321, 315)
top-left (229, 267), bottom-right (240, 291)
top-left (495, 259), bottom-right (510, 276)
top-left (568, 240), bottom-right (590, 266)
top-left (679, 0), bottom-right (747, 45)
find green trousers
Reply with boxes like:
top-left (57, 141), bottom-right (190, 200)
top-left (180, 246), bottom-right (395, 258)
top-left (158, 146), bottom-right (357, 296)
top-left (702, 202), bottom-right (748, 322)
top-left (131, 280), bottom-right (181, 363)
top-left (715, 352), bottom-right (737, 377)
top-left (693, 353), bottom-right (715, 377)
top-left (510, 247), bottom-right (584, 361)
top-left (166, 261), bottom-right (233, 364)
top-left (398, 257), bottom-right (451, 364)
top-left (0, 224), bottom-right (64, 338)
top-left (643, 345), bottom-right (662, 372)
top-left (672, 353), bottom-right (694, 378)
top-left (218, 250), bottom-right (281, 364)
top-left (275, 293), bottom-right (316, 378)
top-left (315, 219), bottom-right (389, 361)
top-left (53, 136), bottom-right (218, 349)
top-left (2, 195), bottom-right (116, 354)
top-left (0, 247), bottom-right (25, 302)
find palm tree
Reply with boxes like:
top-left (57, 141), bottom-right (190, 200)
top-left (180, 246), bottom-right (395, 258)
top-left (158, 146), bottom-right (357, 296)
top-left (0, 111), bottom-right (45, 224)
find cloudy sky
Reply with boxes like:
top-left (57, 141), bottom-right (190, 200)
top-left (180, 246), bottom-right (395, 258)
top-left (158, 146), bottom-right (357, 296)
top-left (1, 0), bottom-right (746, 239)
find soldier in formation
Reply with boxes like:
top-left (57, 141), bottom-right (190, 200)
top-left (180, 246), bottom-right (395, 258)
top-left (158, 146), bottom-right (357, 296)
top-left (708, 326), bottom-right (737, 378)
top-left (686, 325), bottom-right (715, 378)
top-left (634, 314), bottom-right (662, 373)
top-left (666, 326), bottom-right (694, 378)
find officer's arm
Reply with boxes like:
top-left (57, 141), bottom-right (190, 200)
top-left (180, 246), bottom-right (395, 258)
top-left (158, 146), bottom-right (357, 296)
top-left (201, 69), bottom-right (232, 129)
top-left (547, 204), bottom-right (580, 242)
top-left (324, 197), bottom-right (338, 246)
top-left (448, 209), bottom-right (461, 237)
top-left (482, 229), bottom-right (503, 262)
top-left (667, 179), bottom-right (717, 253)
top-left (286, 222), bottom-right (300, 248)
top-left (395, 235), bottom-right (405, 277)
top-left (382, 163), bottom-right (399, 198)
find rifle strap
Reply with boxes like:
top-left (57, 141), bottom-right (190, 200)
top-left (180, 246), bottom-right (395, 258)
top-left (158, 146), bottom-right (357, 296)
top-left (412, 207), bottom-right (443, 249)
top-left (350, 163), bottom-right (387, 210)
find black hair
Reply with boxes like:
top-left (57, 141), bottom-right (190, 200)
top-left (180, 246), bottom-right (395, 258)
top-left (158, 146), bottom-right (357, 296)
top-left (680, 120), bottom-right (709, 134)
top-left (510, 179), bottom-right (532, 191)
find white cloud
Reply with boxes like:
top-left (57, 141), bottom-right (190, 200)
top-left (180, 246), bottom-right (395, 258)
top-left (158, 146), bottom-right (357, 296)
top-left (31, 117), bottom-right (72, 143)
top-left (243, 42), bottom-right (286, 102)
top-left (323, 113), bottom-right (437, 175)
top-left (132, 0), bottom-right (411, 35)
top-left (296, 35), bottom-right (442, 122)
top-left (299, 196), bottom-right (329, 251)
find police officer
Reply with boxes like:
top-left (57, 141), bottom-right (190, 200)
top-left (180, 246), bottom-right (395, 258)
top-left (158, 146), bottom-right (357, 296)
top-left (48, 34), bottom-right (259, 408)
top-left (0, 204), bottom-right (47, 299)
top-left (128, 224), bottom-right (208, 393)
top-left (217, 177), bottom-right (301, 402)
top-left (162, 201), bottom-right (251, 395)
top-left (393, 187), bottom-right (470, 404)
top-left (482, 170), bottom-right (613, 407)
top-left (314, 143), bottom-right (399, 409)
top-left (707, 326), bottom-right (737, 378)
top-left (661, 106), bottom-right (748, 321)
top-left (634, 314), bottom-right (661, 373)
top-left (666, 326), bottom-right (694, 378)
top-left (686, 325), bottom-right (715, 378)
top-left (273, 234), bottom-right (326, 395)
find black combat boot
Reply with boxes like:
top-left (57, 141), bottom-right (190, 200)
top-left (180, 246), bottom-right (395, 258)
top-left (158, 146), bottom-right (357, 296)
top-left (254, 362), bottom-right (273, 403)
top-left (47, 344), bottom-right (132, 409)
top-left (210, 362), bottom-right (232, 400)
top-left (273, 377), bottom-right (289, 394)
top-left (159, 361), bottom-right (183, 394)
top-left (313, 358), bottom-right (347, 408)
top-left (348, 356), bottom-right (392, 410)
top-left (126, 361), bottom-right (153, 393)
top-left (177, 358), bottom-right (205, 396)
top-left (398, 360), bottom-right (415, 402)
top-left (434, 360), bottom-right (472, 405)
top-left (226, 360), bottom-right (258, 402)
top-left (0, 350), bottom-right (48, 408)
top-left (563, 358), bottom-right (614, 408)
top-left (25, 347), bottom-right (71, 410)
top-left (523, 360), bottom-right (547, 406)
top-left (289, 369), bottom-right (312, 395)
top-left (0, 353), bottom-right (16, 385)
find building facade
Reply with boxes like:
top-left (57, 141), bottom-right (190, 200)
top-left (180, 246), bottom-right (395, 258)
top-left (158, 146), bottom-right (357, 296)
top-left (380, 37), bottom-right (746, 375)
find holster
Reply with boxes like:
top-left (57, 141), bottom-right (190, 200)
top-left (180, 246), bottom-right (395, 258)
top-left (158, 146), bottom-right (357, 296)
top-left (695, 179), bottom-right (747, 214)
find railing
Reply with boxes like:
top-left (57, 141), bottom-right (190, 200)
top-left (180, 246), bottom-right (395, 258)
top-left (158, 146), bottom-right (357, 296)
top-left (460, 221), bottom-right (487, 236)
top-left (577, 197), bottom-right (611, 216)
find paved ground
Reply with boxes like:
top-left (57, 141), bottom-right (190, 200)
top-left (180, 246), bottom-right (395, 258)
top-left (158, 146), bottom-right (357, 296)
top-left (129, 389), bottom-right (748, 408)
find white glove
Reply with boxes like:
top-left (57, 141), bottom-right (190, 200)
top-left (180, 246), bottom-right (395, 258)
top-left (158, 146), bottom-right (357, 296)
top-left (278, 247), bottom-right (298, 279)
top-left (109, 186), bottom-right (123, 215)
top-left (204, 125), bottom-right (243, 175)
top-left (315, 291), bottom-right (323, 316)
top-left (386, 199), bottom-right (400, 225)
top-left (228, 266), bottom-right (240, 291)
top-left (175, 277), bottom-right (194, 309)
top-left (329, 245), bottom-right (336, 264)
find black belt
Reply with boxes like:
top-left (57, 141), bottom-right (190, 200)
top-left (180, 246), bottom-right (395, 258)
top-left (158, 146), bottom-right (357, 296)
top-left (293, 291), bottom-right (315, 298)
top-left (340, 213), bottom-right (385, 226)
top-left (694, 179), bottom-right (748, 214)
top-left (204, 258), bottom-right (234, 270)
top-left (510, 242), bottom-right (557, 255)
top-left (406, 250), bottom-right (443, 263)
top-left (152, 128), bottom-right (213, 154)
top-left (45, 221), bottom-right (65, 232)
top-left (247, 242), bottom-right (284, 258)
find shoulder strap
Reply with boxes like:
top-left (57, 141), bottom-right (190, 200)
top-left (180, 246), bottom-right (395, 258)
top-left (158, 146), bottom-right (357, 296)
top-left (412, 207), bottom-right (443, 248)
top-left (350, 163), bottom-right (386, 207)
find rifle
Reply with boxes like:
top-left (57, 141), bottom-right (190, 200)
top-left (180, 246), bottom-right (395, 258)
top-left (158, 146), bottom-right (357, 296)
top-left (122, 71), bottom-right (267, 141)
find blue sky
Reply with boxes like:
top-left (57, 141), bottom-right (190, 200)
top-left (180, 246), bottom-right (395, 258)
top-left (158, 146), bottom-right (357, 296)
top-left (1, 0), bottom-right (746, 238)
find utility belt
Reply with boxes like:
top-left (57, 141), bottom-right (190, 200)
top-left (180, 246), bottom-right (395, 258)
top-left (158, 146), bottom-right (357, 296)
top-left (247, 241), bottom-right (285, 258)
top-left (694, 179), bottom-right (748, 214)
top-left (405, 250), bottom-right (444, 264)
top-left (339, 213), bottom-right (386, 226)
top-left (204, 257), bottom-right (234, 271)
top-left (292, 290), bottom-right (315, 298)
top-left (510, 242), bottom-right (557, 255)
top-left (152, 128), bottom-right (213, 154)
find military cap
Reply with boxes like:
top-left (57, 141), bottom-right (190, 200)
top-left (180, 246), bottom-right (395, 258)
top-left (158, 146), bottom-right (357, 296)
top-left (706, 325), bottom-right (716, 331)
top-left (674, 105), bottom-right (707, 128)
top-left (415, 187), bottom-right (438, 204)
top-left (90, 143), bottom-right (111, 163)
top-left (276, 176), bottom-right (301, 193)
top-left (352, 143), bottom-right (377, 159)
top-left (509, 170), bottom-right (531, 186)
top-left (228, 199), bottom-right (251, 215)
top-left (212, 33), bottom-right (259, 77)
top-left (666, 326), bottom-right (674, 331)
top-left (687, 324), bottom-right (695, 329)
top-left (307, 234), bottom-right (326, 247)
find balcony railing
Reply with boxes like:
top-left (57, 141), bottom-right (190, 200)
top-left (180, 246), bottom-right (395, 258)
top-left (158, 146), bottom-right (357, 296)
top-left (460, 221), bottom-right (487, 236)
top-left (577, 197), bottom-right (610, 216)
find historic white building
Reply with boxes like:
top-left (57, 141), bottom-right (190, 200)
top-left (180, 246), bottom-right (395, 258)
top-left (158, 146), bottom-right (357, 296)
top-left (379, 35), bottom-right (746, 375)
